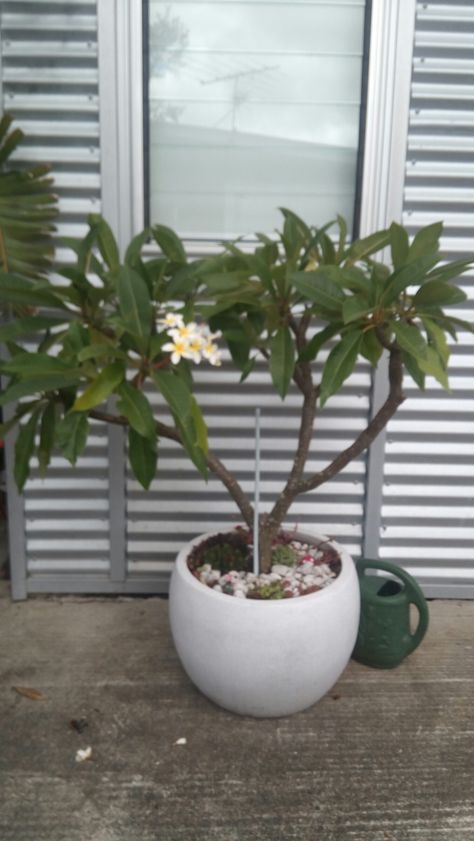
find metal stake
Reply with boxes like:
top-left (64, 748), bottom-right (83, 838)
top-left (253, 408), bottom-right (261, 575)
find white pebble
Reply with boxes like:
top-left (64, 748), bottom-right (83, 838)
top-left (75, 746), bottom-right (92, 763)
top-left (272, 564), bottom-right (290, 576)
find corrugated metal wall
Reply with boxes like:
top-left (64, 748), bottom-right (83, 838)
top-left (1, 0), bottom-right (473, 597)
top-left (377, 0), bottom-right (474, 597)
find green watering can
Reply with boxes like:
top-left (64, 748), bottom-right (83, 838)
top-left (352, 559), bottom-right (429, 669)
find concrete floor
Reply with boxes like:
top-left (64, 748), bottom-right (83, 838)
top-left (0, 583), bottom-right (472, 841)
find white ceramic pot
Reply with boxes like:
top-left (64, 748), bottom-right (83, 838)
top-left (169, 528), bottom-right (360, 718)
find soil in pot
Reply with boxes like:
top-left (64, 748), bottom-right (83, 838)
top-left (187, 526), bottom-right (342, 599)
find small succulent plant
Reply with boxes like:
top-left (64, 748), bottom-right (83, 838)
top-left (271, 543), bottom-right (299, 567)
top-left (192, 532), bottom-right (251, 574)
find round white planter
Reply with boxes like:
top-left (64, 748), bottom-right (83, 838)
top-left (169, 528), bottom-right (360, 717)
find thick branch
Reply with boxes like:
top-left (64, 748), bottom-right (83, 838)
top-left (296, 347), bottom-right (405, 495)
top-left (89, 409), bottom-right (254, 527)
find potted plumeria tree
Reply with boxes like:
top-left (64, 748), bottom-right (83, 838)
top-left (0, 197), bottom-right (472, 715)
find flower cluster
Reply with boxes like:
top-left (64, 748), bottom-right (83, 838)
top-left (159, 312), bottom-right (222, 367)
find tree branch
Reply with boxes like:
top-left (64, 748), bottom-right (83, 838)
top-left (295, 347), bottom-right (405, 495)
top-left (89, 409), bottom-right (254, 527)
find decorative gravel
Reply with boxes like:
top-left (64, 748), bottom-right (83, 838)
top-left (189, 532), bottom-right (341, 599)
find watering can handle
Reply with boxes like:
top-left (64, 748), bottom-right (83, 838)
top-left (357, 559), bottom-right (429, 654)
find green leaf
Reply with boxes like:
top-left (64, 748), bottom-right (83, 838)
top-left (0, 315), bottom-right (68, 342)
top-left (269, 327), bottom-right (295, 399)
top-left (116, 266), bottom-right (152, 348)
top-left (342, 295), bottom-right (371, 324)
top-left (151, 369), bottom-right (192, 420)
top-left (335, 215), bottom-right (348, 262)
top-left (291, 267), bottom-right (346, 316)
top-left (125, 228), bottom-right (151, 265)
top-left (73, 361), bottom-right (125, 411)
top-left (152, 224), bottom-right (187, 264)
top-left (279, 207), bottom-right (312, 243)
top-left (402, 351), bottom-right (425, 390)
top-left (413, 281), bottom-right (467, 310)
top-left (417, 346), bottom-right (449, 390)
top-left (0, 374), bottom-right (81, 408)
top-left (151, 370), bottom-right (207, 478)
top-left (190, 397), bottom-right (208, 456)
top-left (14, 410), bottom-right (41, 492)
top-left (390, 222), bottom-right (409, 269)
top-left (422, 317), bottom-right (450, 367)
top-left (320, 332), bottom-right (363, 407)
top-left (392, 321), bottom-right (428, 360)
top-left (116, 382), bottom-right (156, 440)
top-left (2, 352), bottom-right (78, 378)
top-left (37, 401), bottom-right (57, 475)
top-left (344, 228), bottom-right (390, 265)
top-left (408, 221), bottom-right (443, 261)
top-left (381, 254), bottom-right (439, 305)
top-left (77, 343), bottom-right (126, 362)
top-left (88, 214), bottom-right (120, 271)
top-left (128, 427), bottom-right (158, 490)
top-left (360, 329), bottom-right (383, 367)
top-left (202, 271), bottom-right (249, 293)
top-left (297, 323), bottom-right (341, 363)
top-left (424, 257), bottom-right (473, 285)
top-left (56, 412), bottom-right (89, 465)
top-left (0, 273), bottom-right (67, 309)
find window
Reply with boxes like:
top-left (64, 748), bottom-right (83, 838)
top-left (144, 0), bottom-right (370, 239)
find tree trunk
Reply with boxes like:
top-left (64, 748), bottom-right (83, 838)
top-left (258, 514), bottom-right (280, 574)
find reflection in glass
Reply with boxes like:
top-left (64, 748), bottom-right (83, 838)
top-left (147, 1), bottom-right (366, 238)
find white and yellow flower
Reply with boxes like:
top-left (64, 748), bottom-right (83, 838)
top-left (162, 337), bottom-right (190, 365)
top-left (202, 339), bottom-right (222, 367)
top-left (158, 312), bottom-right (184, 330)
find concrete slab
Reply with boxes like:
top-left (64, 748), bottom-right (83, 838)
top-left (0, 583), bottom-right (473, 840)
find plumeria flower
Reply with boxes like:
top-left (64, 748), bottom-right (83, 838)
top-left (162, 337), bottom-right (190, 364)
top-left (186, 334), bottom-right (204, 364)
top-left (158, 312), bottom-right (184, 329)
top-left (202, 340), bottom-right (222, 367)
top-left (168, 322), bottom-right (199, 342)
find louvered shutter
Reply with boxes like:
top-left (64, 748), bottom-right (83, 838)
top-left (0, 1), bottom-right (114, 596)
top-left (377, 1), bottom-right (474, 597)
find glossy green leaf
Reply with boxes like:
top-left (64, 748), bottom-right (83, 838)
top-left (0, 315), bottom-right (68, 342)
top-left (360, 329), bottom-right (383, 367)
top-left (0, 273), bottom-right (66, 309)
top-left (279, 207), bottom-right (312, 243)
top-left (392, 321), bottom-right (428, 360)
top-left (151, 369), bottom-right (192, 419)
top-left (320, 331), bottom-right (363, 407)
top-left (291, 267), bottom-right (345, 315)
top-left (297, 323), bottom-right (341, 363)
top-left (408, 221), bottom-right (443, 261)
top-left (73, 361), bottom-right (124, 411)
top-left (335, 215), bottom-right (348, 261)
top-left (270, 327), bottom-right (295, 399)
top-left (117, 381), bottom-right (156, 440)
top-left (128, 427), bottom-right (158, 490)
top-left (413, 281), bottom-right (466, 310)
top-left (56, 412), bottom-right (89, 465)
top-left (389, 222), bottom-right (409, 269)
top-left (14, 410), bottom-right (41, 492)
top-left (424, 257), bottom-right (473, 285)
top-left (88, 214), bottom-right (120, 271)
top-left (37, 401), bottom-right (56, 475)
top-left (422, 317), bottom-right (450, 367)
top-left (152, 224), bottom-right (187, 264)
top-left (343, 228), bottom-right (390, 265)
top-left (402, 351), bottom-right (425, 390)
top-left (342, 295), bottom-right (371, 324)
top-left (1, 352), bottom-right (78, 378)
top-left (190, 397), bottom-right (208, 456)
top-left (0, 374), bottom-right (80, 407)
top-left (417, 346), bottom-right (449, 390)
top-left (116, 266), bottom-right (152, 347)
top-left (381, 254), bottom-right (439, 305)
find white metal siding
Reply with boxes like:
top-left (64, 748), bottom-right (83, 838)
top-left (378, 0), bottom-right (474, 596)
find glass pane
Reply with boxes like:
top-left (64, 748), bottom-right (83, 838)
top-left (146, 0), bottom-right (367, 238)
